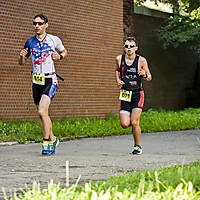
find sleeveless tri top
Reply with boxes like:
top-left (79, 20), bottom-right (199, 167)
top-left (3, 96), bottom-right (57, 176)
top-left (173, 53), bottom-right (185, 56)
top-left (119, 54), bottom-right (143, 92)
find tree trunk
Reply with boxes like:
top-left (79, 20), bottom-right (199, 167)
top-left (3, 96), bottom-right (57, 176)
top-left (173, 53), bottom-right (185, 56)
top-left (123, 0), bottom-right (134, 38)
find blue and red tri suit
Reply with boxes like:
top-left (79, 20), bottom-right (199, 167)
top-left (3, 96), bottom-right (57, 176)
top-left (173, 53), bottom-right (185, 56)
top-left (24, 34), bottom-right (65, 105)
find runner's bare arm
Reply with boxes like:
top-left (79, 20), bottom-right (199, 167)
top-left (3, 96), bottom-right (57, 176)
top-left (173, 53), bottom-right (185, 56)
top-left (52, 48), bottom-right (67, 61)
top-left (18, 48), bottom-right (28, 65)
top-left (115, 55), bottom-right (124, 88)
top-left (61, 48), bottom-right (67, 58)
top-left (138, 56), bottom-right (152, 81)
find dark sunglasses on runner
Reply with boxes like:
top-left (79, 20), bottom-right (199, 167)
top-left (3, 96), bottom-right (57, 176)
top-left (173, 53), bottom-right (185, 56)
top-left (33, 21), bottom-right (45, 26)
top-left (124, 44), bottom-right (136, 48)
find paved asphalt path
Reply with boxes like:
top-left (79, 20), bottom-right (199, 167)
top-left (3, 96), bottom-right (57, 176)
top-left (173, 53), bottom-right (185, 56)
top-left (0, 130), bottom-right (200, 199)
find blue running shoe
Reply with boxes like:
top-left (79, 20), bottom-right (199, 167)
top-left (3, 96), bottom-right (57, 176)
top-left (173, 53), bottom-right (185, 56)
top-left (132, 145), bottom-right (142, 155)
top-left (42, 142), bottom-right (51, 155)
top-left (49, 137), bottom-right (59, 155)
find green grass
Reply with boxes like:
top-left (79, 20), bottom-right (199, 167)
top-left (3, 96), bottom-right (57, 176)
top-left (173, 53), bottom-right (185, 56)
top-left (93, 160), bottom-right (200, 194)
top-left (141, 108), bottom-right (200, 132)
top-left (6, 161), bottom-right (200, 200)
top-left (2, 108), bottom-right (200, 199)
top-left (1, 107), bottom-right (200, 143)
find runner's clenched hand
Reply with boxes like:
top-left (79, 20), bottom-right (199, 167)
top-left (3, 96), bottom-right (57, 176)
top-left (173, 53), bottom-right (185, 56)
top-left (52, 49), bottom-right (60, 61)
top-left (117, 79), bottom-right (125, 88)
top-left (138, 68), bottom-right (146, 77)
top-left (19, 48), bottom-right (28, 58)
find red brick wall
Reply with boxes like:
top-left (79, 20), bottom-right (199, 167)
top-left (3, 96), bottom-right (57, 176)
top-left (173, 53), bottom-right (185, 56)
top-left (0, 0), bottom-right (123, 120)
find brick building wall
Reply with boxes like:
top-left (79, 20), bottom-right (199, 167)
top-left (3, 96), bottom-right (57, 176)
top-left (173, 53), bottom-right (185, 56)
top-left (0, 0), bottom-right (123, 120)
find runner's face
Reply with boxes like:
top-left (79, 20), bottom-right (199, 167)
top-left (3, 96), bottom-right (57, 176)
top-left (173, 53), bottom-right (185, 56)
top-left (124, 40), bottom-right (137, 55)
top-left (33, 17), bottom-right (48, 35)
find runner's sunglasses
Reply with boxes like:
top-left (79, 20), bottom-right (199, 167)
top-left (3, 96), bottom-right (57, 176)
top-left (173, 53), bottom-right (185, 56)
top-left (124, 44), bottom-right (136, 48)
top-left (33, 22), bottom-right (45, 26)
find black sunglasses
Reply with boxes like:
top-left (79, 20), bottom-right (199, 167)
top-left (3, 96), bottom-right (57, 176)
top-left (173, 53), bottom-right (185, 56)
top-left (124, 44), bottom-right (135, 48)
top-left (33, 22), bottom-right (45, 26)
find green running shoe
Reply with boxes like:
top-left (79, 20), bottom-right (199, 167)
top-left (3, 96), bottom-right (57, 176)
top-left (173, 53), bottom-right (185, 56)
top-left (132, 145), bottom-right (142, 155)
top-left (49, 137), bottom-right (59, 155)
top-left (42, 142), bottom-right (51, 155)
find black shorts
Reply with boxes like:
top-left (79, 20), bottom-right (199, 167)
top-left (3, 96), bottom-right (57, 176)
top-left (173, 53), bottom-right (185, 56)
top-left (120, 90), bottom-right (144, 114)
top-left (32, 77), bottom-right (58, 105)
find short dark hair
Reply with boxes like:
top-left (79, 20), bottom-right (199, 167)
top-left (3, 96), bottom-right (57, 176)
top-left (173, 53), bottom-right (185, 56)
top-left (33, 14), bottom-right (48, 23)
top-left (124, 36), bottom-right (138, 46)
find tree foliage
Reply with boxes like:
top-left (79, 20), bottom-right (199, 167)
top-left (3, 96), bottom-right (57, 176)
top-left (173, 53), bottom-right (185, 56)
top-left (156, 9), bottom-right (200, 55)
top-left (180, 0), bottom-right (200, 13)
top-left (135, 0), bottom-right (199, 13)
top-left (135, 0), bottom-right (200, 56)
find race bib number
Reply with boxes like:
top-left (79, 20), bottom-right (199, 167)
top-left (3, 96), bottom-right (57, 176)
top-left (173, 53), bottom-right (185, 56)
top-left (119, 90), bottom-right (132, 102)
top-left (32, 73), bottom-right (45, 85)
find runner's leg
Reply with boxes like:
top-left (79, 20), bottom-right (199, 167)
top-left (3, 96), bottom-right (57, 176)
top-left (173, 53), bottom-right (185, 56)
top-left (120, 112), bottom-right (131, 128)
top-left (131, 108), bottom-right (142, 146)
top-left (38, 94), bottom-right (54, 141)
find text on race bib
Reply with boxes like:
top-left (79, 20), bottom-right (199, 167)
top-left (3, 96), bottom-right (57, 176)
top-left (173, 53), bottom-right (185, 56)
top-left (32, 74), bottom-right (45, 85)
top-left (119, 89), bottom-right (132, 102)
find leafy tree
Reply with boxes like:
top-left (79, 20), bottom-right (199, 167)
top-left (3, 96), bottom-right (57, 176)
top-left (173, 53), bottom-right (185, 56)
top-left (180, 0), bottom-right (200, 13)
top-left (135, 0), bottom-right (180, 13)
top-left (135, 0), bottom-right (200, 56)
top-left (156, 10), bottom-right (200, 55)
top-left (135, 0), bottom-right (199, 13)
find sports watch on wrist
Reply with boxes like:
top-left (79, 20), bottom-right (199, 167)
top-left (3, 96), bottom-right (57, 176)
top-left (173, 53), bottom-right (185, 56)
top-left (60, 54), bottom-right (63, 60)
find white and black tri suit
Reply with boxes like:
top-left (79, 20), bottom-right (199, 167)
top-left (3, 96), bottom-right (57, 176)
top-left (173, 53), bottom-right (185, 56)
top-left (119, 54), bottom-right (144, 113)
top-left (24, 34), bottom-right (65, 105)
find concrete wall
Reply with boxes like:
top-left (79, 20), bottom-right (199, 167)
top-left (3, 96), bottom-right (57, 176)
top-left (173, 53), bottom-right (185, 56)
top-left (133, 6), bottom-right (199, 110)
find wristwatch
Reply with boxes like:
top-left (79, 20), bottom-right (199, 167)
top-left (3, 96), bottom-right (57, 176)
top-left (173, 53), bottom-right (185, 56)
top-left (60, 54), bottom-right (63, 60)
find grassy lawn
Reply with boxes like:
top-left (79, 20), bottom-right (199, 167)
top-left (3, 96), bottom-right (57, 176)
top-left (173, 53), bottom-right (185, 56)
top-left (1, 108), bottom-right (200, 199)
top-left (0, 107), bottom-right (200, 143)
top-left (7, 161), bottom-right (200, 199)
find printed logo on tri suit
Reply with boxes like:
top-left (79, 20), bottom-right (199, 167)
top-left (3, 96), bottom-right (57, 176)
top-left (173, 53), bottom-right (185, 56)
top-left (24, 34), bottom-right (65, 75)
top-left (120, 54), bottom-right (143, 92)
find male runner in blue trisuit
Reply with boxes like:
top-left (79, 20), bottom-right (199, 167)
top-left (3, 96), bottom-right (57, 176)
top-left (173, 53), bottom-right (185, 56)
top-left (115, 36), bottom-right (152, 154)
top-left (19, 14), bottom-right (67, 155)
